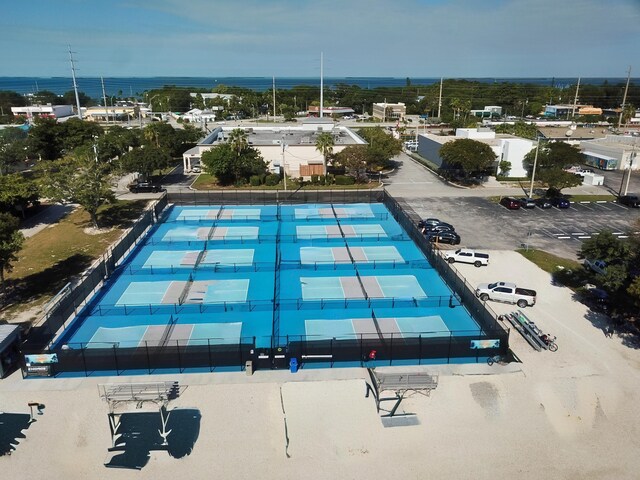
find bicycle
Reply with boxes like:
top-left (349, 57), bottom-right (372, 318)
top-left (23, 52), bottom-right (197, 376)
top-left (487, 355), bottom-right (509, 366)
top-left (541, 334), bottom-right (558, 352)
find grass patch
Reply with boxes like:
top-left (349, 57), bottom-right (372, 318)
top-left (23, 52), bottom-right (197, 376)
top-left (192, 173), bottom-right (380, 190)
top-left (2, 200), bottom-right (148, 319)
top-left (566, 194), bottom-right (616, 202)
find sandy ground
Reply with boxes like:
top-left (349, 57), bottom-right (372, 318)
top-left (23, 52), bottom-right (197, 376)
top-left (2, 251), bottom-right (640, 479)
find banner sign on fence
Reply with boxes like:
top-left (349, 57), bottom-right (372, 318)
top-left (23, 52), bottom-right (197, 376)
top-left (25, 353), bottom-right (59, 364)
top-left (24, 353), bottom-right (58, 377)
top-left (470, 339), bottom-right (500, 349)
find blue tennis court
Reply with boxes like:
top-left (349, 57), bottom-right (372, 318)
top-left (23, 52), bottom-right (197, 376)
top-left (54, 202), bottom-right (486, 367)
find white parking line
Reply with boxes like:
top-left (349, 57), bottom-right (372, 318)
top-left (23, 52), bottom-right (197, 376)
top-left (557, 236), bottom-right (571, 239)
top-left (577, 235), bottom-right (592, 239)
top-left (571, 232), bottom-right (587, 235)
top-left (610, 203), bottom-right (628, 210)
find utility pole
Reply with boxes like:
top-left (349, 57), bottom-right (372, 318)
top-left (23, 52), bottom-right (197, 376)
top-left (571, 77), bottom-right (581, 119)
top-left (618, 66), bottom-right (632, 130)
top-left (272, 76), bottom-right (276, 119)
top-left (437, 77), bottom-right (443, 120)
top-left (69, 45), bottom-right (83, 119)
top-left (101, 77), bottom-right (109, 124)
top-left (320, 52), bottom-right (324, 118)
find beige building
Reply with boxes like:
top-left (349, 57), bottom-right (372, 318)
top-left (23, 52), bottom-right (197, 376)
top-left (182, 118), bottom-right (367, 177)
top-left (372, 102), bottom-right (406, 121)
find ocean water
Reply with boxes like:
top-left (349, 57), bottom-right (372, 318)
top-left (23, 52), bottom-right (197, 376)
top-left (0, 76), bottom-right (634, 100)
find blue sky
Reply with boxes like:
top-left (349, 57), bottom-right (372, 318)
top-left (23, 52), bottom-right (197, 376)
top-left (1, 0), bottom-right (638, 77)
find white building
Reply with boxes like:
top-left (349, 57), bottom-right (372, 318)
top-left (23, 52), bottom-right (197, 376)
top-left (11, 104), bottom-right (74, 119)
top-left (416, 128), bottom-right (533, 177)
top-left (372, 102), bottom-right (406, 121)
top-left (580, 135), bottom-right (639, 171)
top-left (180, 108), bottom-right (220, 123)
top-left (182, 118), bottom-right (367, 177)
top-left (470, 106), bottom-right (503, 118)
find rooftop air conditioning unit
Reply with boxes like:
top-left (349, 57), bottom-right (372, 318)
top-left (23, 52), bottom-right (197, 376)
top-left (272, 140), bottom-right (282, 145)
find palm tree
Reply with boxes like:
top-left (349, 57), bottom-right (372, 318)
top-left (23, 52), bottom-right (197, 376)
top-left (315, 132), bottom-right (334, 173)
top-left (227, 128), bottom-right (248, 156)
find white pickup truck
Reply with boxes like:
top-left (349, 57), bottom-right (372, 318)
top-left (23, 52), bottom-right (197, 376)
top-left (443, 248), bottom-right (489, 267)
top-left (475, 281), bottom-right (537, 308)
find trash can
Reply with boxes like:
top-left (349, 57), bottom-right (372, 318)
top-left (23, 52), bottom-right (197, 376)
top-left (289, 357), bottom-right (298, 373)
top-left (245, 360), bottom-right (253, 376)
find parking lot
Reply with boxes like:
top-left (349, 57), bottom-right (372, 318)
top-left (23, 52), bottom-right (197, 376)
top-left (407, 197), bottom-right (640, 259)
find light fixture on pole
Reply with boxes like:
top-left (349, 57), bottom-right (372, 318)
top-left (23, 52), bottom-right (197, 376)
top-left (528, 140), bottom-right (540, 198)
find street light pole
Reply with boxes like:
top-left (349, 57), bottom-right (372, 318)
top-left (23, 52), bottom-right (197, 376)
top-left (281, 135), bottom-right (287, 191)
top-left (623, 142), bottom-right (637, 196)
top-left (528, 140), bottom-right (540, 198)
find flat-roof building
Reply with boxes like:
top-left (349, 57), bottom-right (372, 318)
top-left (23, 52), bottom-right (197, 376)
top-left (11, 104), bottom-right (74, 119)
top-left (372, 102), bottom-right (406, 121)
top-left (580, 135), bottom-right (639, 171)
top-left (416, 128), bottom-right (533, 178)
top-left (182, 119), bottom-right (367, 178)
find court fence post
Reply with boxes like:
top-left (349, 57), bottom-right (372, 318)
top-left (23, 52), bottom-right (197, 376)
top-left (207, 339), bottom-right (213, 372)
top-left (418, 335), bottom-right (422, 365)
top-left (447, 333), bottom-right (453, 364)
top-left (176, 340), bottom-right (182, 373)
top-left (113, 344), bottom-right (120, 375)
top-left (389, 334), bottom-right (394, 366)
top-left (80, 345), bottom-right (88, 377)
top-left (145, 341), bottom-right (151, 374)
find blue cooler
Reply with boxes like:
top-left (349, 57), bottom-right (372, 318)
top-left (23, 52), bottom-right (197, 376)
top-left (289, 357), bottom-right (298, 373)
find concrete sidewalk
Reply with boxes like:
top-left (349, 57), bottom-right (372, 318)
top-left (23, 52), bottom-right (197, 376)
top-left (19, 204), bottom-right (77, 238)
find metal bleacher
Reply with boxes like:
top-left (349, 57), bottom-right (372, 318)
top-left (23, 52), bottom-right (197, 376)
top-left (99, 381), bottom-right (180, 412)
top-left (366, 368), bottom-right (438, 418)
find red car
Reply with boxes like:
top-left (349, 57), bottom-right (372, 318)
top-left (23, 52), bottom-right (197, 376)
top-left (500, 197), bottom-right (521, 210)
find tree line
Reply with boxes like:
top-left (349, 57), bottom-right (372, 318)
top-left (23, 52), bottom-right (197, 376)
top-left (2, 79), bottom-right (637, 126)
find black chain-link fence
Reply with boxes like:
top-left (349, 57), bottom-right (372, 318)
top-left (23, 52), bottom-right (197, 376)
top-left (22, 189), bottom-right (509, 376)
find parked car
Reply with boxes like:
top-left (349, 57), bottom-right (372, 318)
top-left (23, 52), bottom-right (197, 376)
top-left (425, 231), bottom-right (461, 245)
top-left (618, 194), bottom-right (640, 207)
top-left (550, 196), bottom-right (570, 209)
top-left (535, 198), bottom-right (553, 209)
top-left (519, 197), bottom-right (536, 209)
top-left (584, 259), bottom-right (607, 275)
top-left (475, 281), bottom-right (537, 308)
top-left (443, 248), bottom-right (489, 267)
top-left (417, 218), bottom-right (441, 229)
top-left (422, 222), bottom-right (455, 234)
top-left (128, 181), bottom-right (164, 193)
top-left (191, 165), bottom-right (202, 173)
top-left (500, 197), bottom-right (521, 210)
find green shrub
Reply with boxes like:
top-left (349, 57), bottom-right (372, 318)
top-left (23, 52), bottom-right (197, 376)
top-left (310, 174), bottom-right (319, 185)
top-left (265, 173), bottom-right (281, 186)
top-left (325, 174), bottom-right (334, 185)
top-left (335, 175), bottom-right (355, 185)
top-left (249, 175), bottom-right (262, 186)
top-left (318, 175), bottom-right (326, 186)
